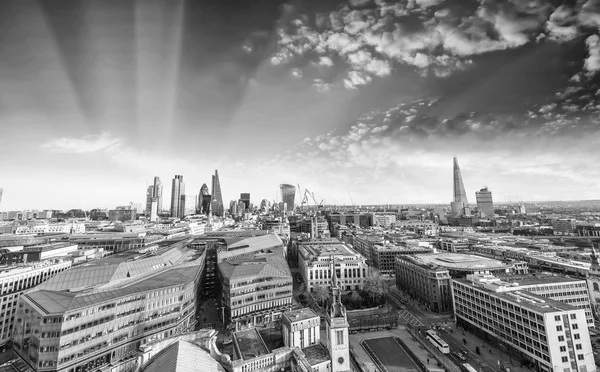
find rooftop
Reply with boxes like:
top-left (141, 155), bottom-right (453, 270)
top-left (283, 308), bottom-right (319, 323)
top-left (233, 328), bottom-right (269, 361)
top-left (142, 339), bottom-right (225, 372)
top-left (299, 241), bottom-right (358, 258)
top-left (302, 344), bottom-right (330, 366)
top-left (219, 250), bottom-right (290, 280)
top-left (399, 253), bottom-right (511, 271)
top-left (455, 278), bottom-right (578, 313)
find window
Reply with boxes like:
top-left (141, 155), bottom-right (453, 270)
top-left (562, 357), bottom-right (568, 362)
top-left (576, 344), bottom-right (582, 350)
top-left (570, 314), bottom-right (576, 320)
top-left (558, 336), bottom-right (565, 342)
top-left (555, 315), bottom-right (561, 321)
top-left (572, 324), bottom-right (578, 330)
top-left (336, 330), bottom-right (344, 345)
top-left (556, 326), bottom-right (563, 331)
top-left (574, 334), bottom-right (580, 340)
top-left (594, 283), bottom-right (599, 292)
top-left (578, 355), bottom-right (584, 361)
top-left (560, 346), bottom-right (566, 352)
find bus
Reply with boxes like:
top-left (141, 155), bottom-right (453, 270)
top-left (425, 330), bottom-right (450, 354)
top-left (461, 363), bottom-right (478, 372)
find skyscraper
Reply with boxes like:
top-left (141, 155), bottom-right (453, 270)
top-left (0, 188), bottom-right (4, 209)
top-left (240, 193), bottom-right (250, 210)
top-left (280, 184), bottom-right (296, 212)
top-left (211, 170), bottom-right (224, 217)
top-left (153, 176), bottom-right (163, 213)
top-left (171, 175), bottom-right (185, 218)
top-left (451, 157), bottom-right (468, 217)
top-left (200, 183), bottom-right (211, 215)
top-left (145, 185), bottom-right (154, 217)
top-left (475, 187), bottom-right (494, 218)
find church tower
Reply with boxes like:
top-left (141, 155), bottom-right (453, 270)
top-left (325, 256), bottom-right (350, 372)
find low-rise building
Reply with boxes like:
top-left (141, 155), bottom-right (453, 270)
top-left (453, 275), bottom-right (596, 372)
top-left (219, 249), bottom-right (292, 331)
top-left (298, 239), bottom-right (368, 292)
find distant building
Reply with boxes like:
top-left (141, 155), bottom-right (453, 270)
top-left (229, 200), bottom-right (238, 216)
top-left (68, 233), bottom-right (163, 256)
top-left (108, 208), bottom-right (136, 222)
top-left (280, 184), bottom-right (296, 213)
top-left (170, 175), bottom-right (185, 218)
top-left (240, 193), bottom-right (250, 211)
top-left (199, 183), bottom-right (210, 215)
top-left (553, 219), bottom-right (576, 235)
top-left (475, 186), bottom-right (494, 218)
top-left (211, 170), bottom-right (224, 217)
top-left (451, 156), bottom-right (469, 217)
top-left (297, 239), bottom-right (368, 292)
top-left (146, 177), bottom-right (163, 217)
top-left (325, 213), bottom-right (373, 231)
top-left (453, 275), bottom-right (596, 372)
top-left (373, 213), bottom-right (396, 227)
top-left (576, 224), bottom-right (600, 237)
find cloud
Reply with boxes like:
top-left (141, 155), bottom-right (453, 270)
top-left (42, 132), bottom-right (123, 154)
top-left (585, 34), bottom-right (600, 73)
top-left (545, 5), bottom-right (579, 42)
top-left (344, 71), bottom-right (372, 89)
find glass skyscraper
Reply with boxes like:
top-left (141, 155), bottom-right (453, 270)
top-left (171, 175), bottom-right (185, 218)
top-left (475, 187), bottom-right (494, 218)
top-left (280, 184), bottom-right (296, 212)
top-left (211, 170), bottom-right (224, 217)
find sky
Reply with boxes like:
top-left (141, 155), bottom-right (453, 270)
top-left (1, 0), bottom-right (600, 210)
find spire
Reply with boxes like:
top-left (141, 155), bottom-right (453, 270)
top-left (331, 255), bottom-right (337, 288)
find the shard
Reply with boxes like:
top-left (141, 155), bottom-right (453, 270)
top-left (453, 157), bottom-right (468, 206)
top-left (211, 170), bottom-right (224, 217)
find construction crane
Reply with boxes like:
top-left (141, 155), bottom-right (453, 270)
top-left (348, 192), bottom-right (355, 208)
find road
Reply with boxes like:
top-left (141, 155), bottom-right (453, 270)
top-left (438, 329), bottom-right (496, 372)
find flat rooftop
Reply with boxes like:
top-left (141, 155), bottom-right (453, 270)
top-left (495, 274), bottom-right (585, 287)
top-left (455, 278), bottom-right (578, 313)
top-left (299, 242), bottom-right (356, 258)
top-left (401, 253), bottom-right (511, 270)
top-left (233, 328), bottom-right (269, 361)
top-left (302, 344), bottom-right (330, 366)
top-left (283, 308), bottom-right (319, 323)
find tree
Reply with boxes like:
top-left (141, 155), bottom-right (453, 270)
top-left (312, 285), bottom-right (331, 307)
top-left (351, 290), bottom-right (362, 306)
top-left (363, 268), bottom-right (385, 303)
top-left (293, 282), bottom-right (306, 299)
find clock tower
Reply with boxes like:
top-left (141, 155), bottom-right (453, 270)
top-left (325, 256), bottom-right (350, 372)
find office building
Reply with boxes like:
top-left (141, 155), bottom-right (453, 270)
top-left (553, 219), bottom-right (576, 235)
top-left (325, 213), bottom-right (373, 231)
top-left (297, 239), bottom-right (368, 292)
top-left (229, 200), bottom-right (238, 216)
top-left (451, 156), bottom-right (468, 217)
top-left (0, 259), bottom-right (72, 348)
top-left (280, 184), bottom-right (296, 213)
top-left (586, 247), bottom-right (600, 322)
top-left (108, 208), bottom-right (136, 222)
top-left (211, 170), bottom-right (224, 217)
top-left (372, 243), bottom-right (433, 275)
top-left (452, 275), bottom-right (596, 372)
top-left (475, 186), bottom-right (494, 218)
top-left (68, 233), bottom-right (162, 255)
top-left (395, 256), bottom-right (453, 313)
top-left (373, 213), bottom-right (396, 227)
top-left (0, 188), bottom-right (3, 209)
top-left (219, 249), bottom-right (292, 331)
top-left (482, 274), bottom-right (594, 328)
top-left (170, 175), bottom-right (185, 218)
top-left (13, 240), bottom-right (205, 372)
top-left (240, 193), bottom-right (250, 211)
top-left (199, 183), bottom-right (210, 214)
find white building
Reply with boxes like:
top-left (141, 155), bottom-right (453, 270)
top-left (453, 276), bottom-right (596, 372)
top-left (0, 259), bottom-right (72, 346)
top-left (297, 239), bottom-right (368, 292)
top-left (14, 223), bottom-right (85, 235)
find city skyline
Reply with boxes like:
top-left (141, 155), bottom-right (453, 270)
top-left (1, 0), bottom-right (600, 210)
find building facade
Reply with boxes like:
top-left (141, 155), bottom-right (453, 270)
top-left (170, 175), bottom-right (185, 218)
top-left (0, 260), bottom-right (72, 348)
top-left (211, 170), bottom-right (224, 217)
top-left (395, 256), bottom-right (453, 313)
top-left (219, 250), bottom-right (293, 331)
top-left (453, 276), bottom-right (596, 372)
top-left (475, 187), bottom-right (494, 218)
top-left (298, 240), bottom-right (368, 292)
top-left (280, 184), bottom-right (296, 213)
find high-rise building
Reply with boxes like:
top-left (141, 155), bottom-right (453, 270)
top-left (240, 193), bottom-right (250, 211)
top-left (211, 170), bottom-right (224, 217)
top-left (153, 177), bottom-right (163, 213)
top-left (280, 184), bottom-right (296, 213)
top-left (475, 186), bottom-right (494, 218)
top-left (451, 156), bottom-right (468, 217)
top-left (229, 200), bottom-right (238, 216)
top-left (171, 175), bottom-right (185, 218)
top-left (0, 188), bottom-right (3, 209)
top-left (197, 184), bottom-right (210, 214)
top-left (145, 185), bottom-right (153, 217)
